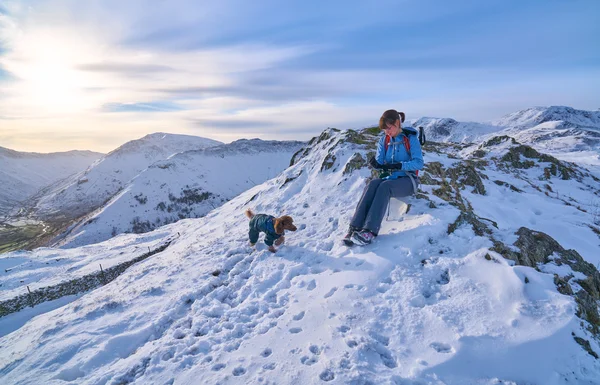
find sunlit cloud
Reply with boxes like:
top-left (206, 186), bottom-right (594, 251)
top-left (0, 0), bottom-right (599, 152)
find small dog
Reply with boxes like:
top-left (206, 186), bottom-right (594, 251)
top-left (245, 209), bottom-right (297, 253)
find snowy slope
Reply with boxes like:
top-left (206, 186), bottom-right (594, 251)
top-left (26, 133), bottom-right (222, 221)
top-left (0, 147), bottom-right (102, 217)
top-left (1, 127), bottom-right (600, 384)
top-left (54, 139), bottom-right (304, 248)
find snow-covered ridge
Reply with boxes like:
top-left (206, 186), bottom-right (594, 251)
top-left (495, 106), bottom-right (600, 131)
top-left (0, 147), bottom-right (103, 217)
top-left (52, 139), bottom-right (305, 248)
top-left (413, 106), bottom-right (600, 165)
top-left (1, 126), bottom-right (599, 384)
top-left (27, 133), bottom-right (223, 221)
top-left (411, 117), bottom-right (500, 143)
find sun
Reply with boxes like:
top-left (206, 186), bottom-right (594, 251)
top-left (5, 30), bottom-right (99, 114)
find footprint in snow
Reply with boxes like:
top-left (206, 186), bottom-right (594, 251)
top-left (261, 348), bottom-right (272, 357)
top-left (309, 345), bottom-right (321, 355)
top-left (293, 311), bottom-right (305, 321)
top-left (301, 355), bottom-right (318, 365)
top-left (212, 363), bottom-right (226, 371)
top-left (436, 270), bottom-right (450, 285)
top-left (324, 287), bottom-right (337, 298)
top-left (430, 342), bottom-right (453, 353)
top-left (307, 280), bottom-right (317, 290)
top-left (289, 327), bottom-right (303, 334)
top-left (320, 369), bottom-right (335, 382)
top-left (232, 367), bottom-right (246, 376)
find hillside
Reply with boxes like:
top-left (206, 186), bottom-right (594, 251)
top-left (53, 139), bottom-right (304, 248)
top-left (0, 147), bottom-right (102, 218)
top-left (1, 126), bottom-right (599, 384)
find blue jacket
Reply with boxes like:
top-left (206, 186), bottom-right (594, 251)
top-left (248, 214), bottom-right (281, 246)
top-left (375, 126), bottom-right (424, 179)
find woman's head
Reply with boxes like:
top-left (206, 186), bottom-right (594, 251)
top-left (379, 109), bottom-right (405, 137)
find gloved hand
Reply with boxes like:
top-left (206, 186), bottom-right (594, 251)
top-left (380, 162), bottom-right (403, 171)
top-left (368, 157), bottom-right (382, 169)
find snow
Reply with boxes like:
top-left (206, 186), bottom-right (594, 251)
top-left (1, 120), bottom-right (600, 384)
top-left (52, 139), bottom-right (304, 248)
top-left (27, 133), bottom-right (222, 220)
top-left (0, 147), bottom-right (102, 217)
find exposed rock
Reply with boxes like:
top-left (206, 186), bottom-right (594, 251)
top-left (482, 135), bottom-right (517, 147)
top-left (574, 336), bottom-right (599, 359)
top-left (343, 153), bottom-right (367, 175)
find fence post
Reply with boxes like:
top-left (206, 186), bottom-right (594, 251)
top-left (100, 264), bottom-right (106, 284)
top-left (27, 286), bottom-right (34, 308)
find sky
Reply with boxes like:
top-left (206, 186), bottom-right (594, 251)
top-left (0, 0), bottom-right (599, 153)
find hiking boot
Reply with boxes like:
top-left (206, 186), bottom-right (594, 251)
top-left (342, 226), bottom-right (358, 246)
top-left (351, 229), bottom-right (375, 245)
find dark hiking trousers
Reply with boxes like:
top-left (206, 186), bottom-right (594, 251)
top-left (350, 177), bottom-right (415, 235)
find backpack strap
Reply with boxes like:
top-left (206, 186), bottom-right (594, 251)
top-left (384, 133), bottom-right (419, 178)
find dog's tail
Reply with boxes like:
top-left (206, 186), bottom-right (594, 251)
top-left (245, 209), bottom-right (255, 219)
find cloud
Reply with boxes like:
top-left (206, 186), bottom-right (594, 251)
top-left (1, 0), bottom-right (599, 153)
top-left (102, 102), bottom-right (185, 113)
top-left (189, 118), bottom-right (278, 130)
top-left (77, 63), bottom-right (176, 74)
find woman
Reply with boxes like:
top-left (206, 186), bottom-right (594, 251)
top-left (343, 109), bottom-right (424, 246)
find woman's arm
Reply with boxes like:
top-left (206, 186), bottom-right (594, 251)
top-left (375, 135), bottom-right (386, 164)
top-left (401, 134), bottom-right (424, 171)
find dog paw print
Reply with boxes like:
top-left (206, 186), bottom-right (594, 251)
top-left (319, 369), bottom-right (335, 382)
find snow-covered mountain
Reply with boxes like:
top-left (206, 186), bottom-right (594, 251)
top-left (0, 146), bottom-right (102, 218)
top-left (26, 133), bottom-right (222, 221)
top-left (53, 139), bottom-right (304, 248)
top-left (411, 117), bottom-right (500, 143)
top-left (494, 106), bottom-right (600, 131)
top-left (414, 106), bottom-right (600, 167)
top-left (1, 125), bottom-right (600, 384)
top-left (494, 106), bottom-right (600, 158)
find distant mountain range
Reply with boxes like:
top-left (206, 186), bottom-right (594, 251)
top-left (0, 147), bottom-right (103, 218)
top-left (52, 138), bottom-right (304, 248)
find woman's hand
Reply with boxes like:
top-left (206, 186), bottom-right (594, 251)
top-left (368, 157), bottom-right (382, 169)
top-left (381, 162), bottom-right (402, 171)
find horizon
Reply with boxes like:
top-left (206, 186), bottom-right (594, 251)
top-left (1, 104), bottom-right (597, 155)
top-left (1, 0), bottom-right (599, 153)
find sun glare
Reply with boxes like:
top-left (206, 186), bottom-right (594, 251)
top-left (7, 31), bottom-right (97, 114)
